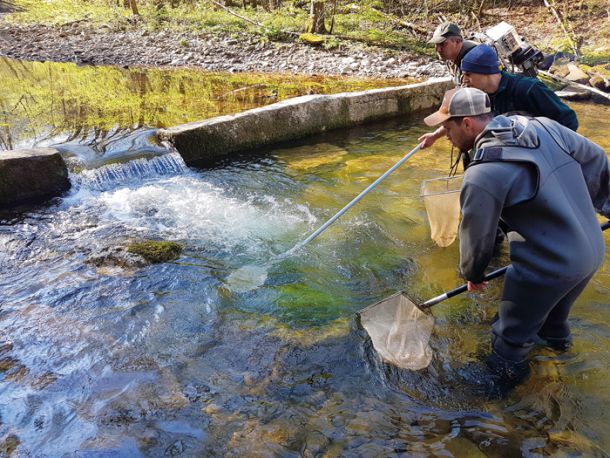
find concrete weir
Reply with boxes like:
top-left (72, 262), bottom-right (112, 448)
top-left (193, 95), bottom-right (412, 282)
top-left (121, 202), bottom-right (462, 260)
top-left (0, 148), bottom-right (70, 207)
top-left (0, 78), bottom-right (452, 207)
top-left (158, 78), bottom-right (453, 165)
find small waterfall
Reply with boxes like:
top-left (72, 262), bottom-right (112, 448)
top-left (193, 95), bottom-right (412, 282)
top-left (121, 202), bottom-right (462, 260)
top-left (72, 152), bottom-right (189, 191)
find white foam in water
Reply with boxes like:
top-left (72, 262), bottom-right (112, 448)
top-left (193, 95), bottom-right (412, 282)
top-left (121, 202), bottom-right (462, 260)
top-left (96, 175), bottom-right (310, 254)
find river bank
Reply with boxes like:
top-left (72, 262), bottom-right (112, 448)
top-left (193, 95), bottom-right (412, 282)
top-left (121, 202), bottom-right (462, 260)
top-left (0, 21), bottom-right (446, 79)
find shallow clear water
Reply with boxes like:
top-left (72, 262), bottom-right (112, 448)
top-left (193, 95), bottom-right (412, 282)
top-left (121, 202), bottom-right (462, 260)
top-left (1, 61), bottom-right (610, 455)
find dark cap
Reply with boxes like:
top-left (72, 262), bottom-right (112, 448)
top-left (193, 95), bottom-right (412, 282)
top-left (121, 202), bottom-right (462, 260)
top-left (428, 22), bottom-right (462, 44)
top-left (461, 44), bottom-right (501, 74)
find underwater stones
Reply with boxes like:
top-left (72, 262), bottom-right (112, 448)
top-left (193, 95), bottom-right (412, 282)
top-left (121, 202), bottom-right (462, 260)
top-left (0, 147), bottom-right (70, 207)
top-left (203, 402), bottom-right (225, 416)
top-left (127, 240), bottom-right (182, 264)
top-left (165, 439), bottom-right (186, 456)
top-left (303, 430), bottom-right (331, 457)
top-left (226, 419), bottom-right (301, 456)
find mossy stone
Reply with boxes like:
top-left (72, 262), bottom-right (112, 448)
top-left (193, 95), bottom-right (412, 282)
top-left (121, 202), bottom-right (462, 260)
top-left (127, 240), bottom-right (182, 264)
top-left (299, 33), bottom-right (326, 46)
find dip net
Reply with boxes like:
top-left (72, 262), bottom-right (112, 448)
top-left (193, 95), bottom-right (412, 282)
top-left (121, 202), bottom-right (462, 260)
top-left (358, 292), bottom-right (434, 370)
top-left (421, 176), bottom-right (462, 247)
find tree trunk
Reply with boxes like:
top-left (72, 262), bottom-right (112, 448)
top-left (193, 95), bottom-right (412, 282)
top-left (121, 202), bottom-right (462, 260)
top-left (305, 0), bottom-right (326, 34)
top-left (124, 0), bottom-right (139, 15)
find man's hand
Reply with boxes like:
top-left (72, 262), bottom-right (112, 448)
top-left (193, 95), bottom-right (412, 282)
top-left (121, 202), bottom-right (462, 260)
top-left (467, 281), bottom-right (488, 292)
top-left (418, 126), bottom-right (446, 149)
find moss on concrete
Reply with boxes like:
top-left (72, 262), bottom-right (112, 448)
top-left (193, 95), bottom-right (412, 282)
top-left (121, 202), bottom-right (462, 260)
top-left (128, 240), bottom-right (182, 264)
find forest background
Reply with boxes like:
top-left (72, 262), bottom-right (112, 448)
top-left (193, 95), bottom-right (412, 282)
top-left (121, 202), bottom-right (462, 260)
top-left (1, 0), bottom-right (609, 65)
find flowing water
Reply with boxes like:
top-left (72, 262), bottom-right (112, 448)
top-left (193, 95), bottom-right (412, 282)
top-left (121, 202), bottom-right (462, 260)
top-left (1, 58), bottom-right (610, 456)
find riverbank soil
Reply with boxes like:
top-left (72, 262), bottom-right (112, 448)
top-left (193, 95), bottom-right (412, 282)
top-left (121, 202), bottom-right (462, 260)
top-left (0, 0), bottom-right (608, 79)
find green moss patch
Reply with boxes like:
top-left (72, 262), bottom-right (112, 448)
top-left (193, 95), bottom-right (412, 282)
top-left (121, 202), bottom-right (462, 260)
top-left (128, 240), bottom-right (182, 264)
top-left (299, 33), bottom-right (326, 46)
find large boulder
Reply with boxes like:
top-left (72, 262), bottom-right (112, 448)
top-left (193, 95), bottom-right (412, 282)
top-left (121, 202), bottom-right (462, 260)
top-left (565, 62), bottom-right (590, 84)
top-left (0, 148), bottom-right (70, 207)
top-left (590, 74), bottom-right (610, 92)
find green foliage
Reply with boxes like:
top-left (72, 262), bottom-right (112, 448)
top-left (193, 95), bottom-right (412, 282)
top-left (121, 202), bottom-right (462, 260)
top-left (323, 35), bottom-right (341, 50)
top-left (128, 240), bottom-right (182, 263)
top-left (580, 50), bottom-right (610, 67)
top-left (7, 0), bottom-right (124, 25)
top-left (261, 24), bottom-right (287, 41)
top-left (546, 34), bottom-right (575, 54)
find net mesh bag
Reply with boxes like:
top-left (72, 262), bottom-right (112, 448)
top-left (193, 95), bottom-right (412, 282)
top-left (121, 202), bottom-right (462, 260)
top-left (421, 175), bottom-right (463, 247)
top-left (358, 292), bottom-right (434, 370)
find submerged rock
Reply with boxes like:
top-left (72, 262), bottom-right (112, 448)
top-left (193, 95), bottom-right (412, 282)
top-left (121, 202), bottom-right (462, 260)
top-left (127, 240), bottom-right (182, 264)
top-left (87, 246), bottom-right (148, 269)
top-left (0, 434), bottom-right (20, 457)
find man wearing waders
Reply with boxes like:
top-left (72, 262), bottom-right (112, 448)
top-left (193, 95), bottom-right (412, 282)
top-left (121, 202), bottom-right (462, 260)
top-left (424, 87), bottom-right (610, 395)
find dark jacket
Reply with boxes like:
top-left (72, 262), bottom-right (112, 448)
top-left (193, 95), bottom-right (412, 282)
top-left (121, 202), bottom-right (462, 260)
top-left (459, 115), bottom-right (607, 283)
top-left (490, 71), bottom-right (579, 131)
top-left (447, 40), bottom-right (478, 85)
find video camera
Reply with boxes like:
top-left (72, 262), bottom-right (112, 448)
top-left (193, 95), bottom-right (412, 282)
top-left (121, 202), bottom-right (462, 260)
top-left (483, 22), bottom-right (545, 77)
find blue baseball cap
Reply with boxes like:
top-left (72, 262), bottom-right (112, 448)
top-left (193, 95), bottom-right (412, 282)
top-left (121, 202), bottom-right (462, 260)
top-left (461, 44), bottom-right (501, 74)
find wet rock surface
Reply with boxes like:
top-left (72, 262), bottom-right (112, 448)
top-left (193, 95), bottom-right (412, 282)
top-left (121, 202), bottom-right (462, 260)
top-left (0, 21), bottom-right (446, 79)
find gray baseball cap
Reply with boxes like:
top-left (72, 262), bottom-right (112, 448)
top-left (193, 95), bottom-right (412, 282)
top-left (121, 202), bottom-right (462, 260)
top-left (428, 22), bottom-right (462, 44)
top-left (424, 87), bottom-right (491, 126)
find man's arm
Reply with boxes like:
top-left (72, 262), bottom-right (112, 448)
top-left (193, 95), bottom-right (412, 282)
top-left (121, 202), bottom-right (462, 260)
top-left (418, 126), bottom-right (446, 149)
top-left (459, 179), bottom-right (504, 283)
top-left (526, 80), bottom-right (579, 131)
top-left (550, 123), bottom-right (610, 218)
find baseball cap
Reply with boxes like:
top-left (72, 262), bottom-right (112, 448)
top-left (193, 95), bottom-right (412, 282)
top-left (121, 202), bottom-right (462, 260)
top-left (428, 22), bottom-right (462, 44)
top-left (424, 87), bottom-right (491, 126)
top-left (461, 44), bottom-right (501, 74)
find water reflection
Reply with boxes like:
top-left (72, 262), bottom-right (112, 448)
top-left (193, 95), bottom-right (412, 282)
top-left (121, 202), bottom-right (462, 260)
top-left (1, 77), bottom-right (610, 455)
top-left (0, 57), bottom-right (414, 168)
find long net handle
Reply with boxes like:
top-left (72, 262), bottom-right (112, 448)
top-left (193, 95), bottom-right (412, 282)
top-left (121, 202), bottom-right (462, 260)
top-left (283, 144), bottom-right (422, 257)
